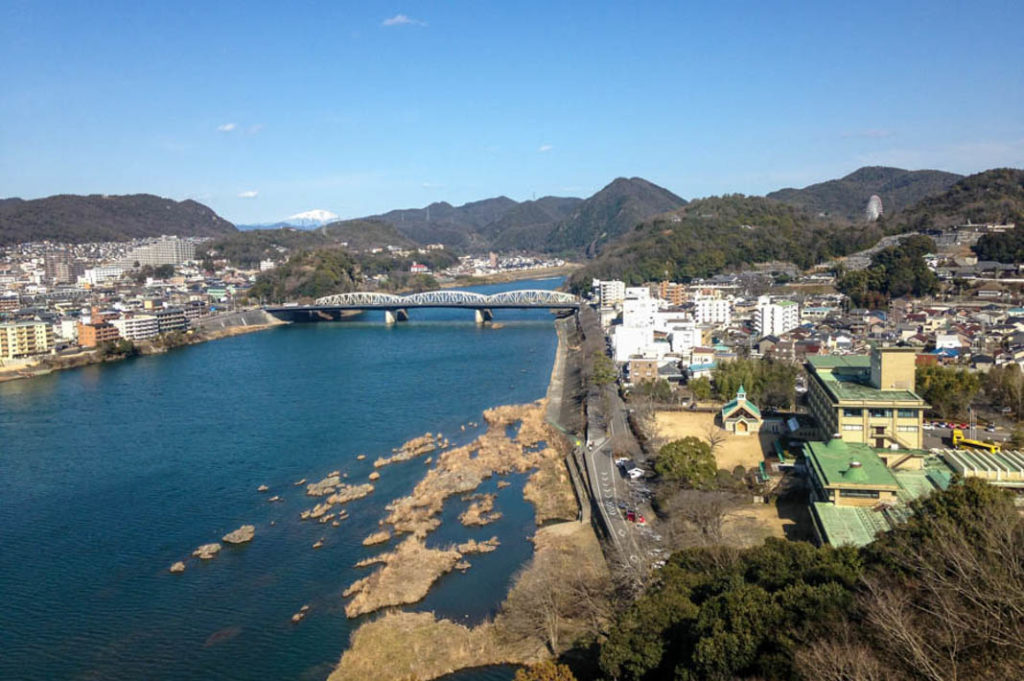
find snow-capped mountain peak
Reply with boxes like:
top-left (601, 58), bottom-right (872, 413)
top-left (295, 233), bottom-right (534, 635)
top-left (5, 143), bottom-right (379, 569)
top-left (283, 209), bottom-right (339, 227)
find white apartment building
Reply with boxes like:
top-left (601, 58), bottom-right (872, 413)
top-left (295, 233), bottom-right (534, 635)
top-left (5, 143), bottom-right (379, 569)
top-left (654, 312), bottom-right (701, 354)
top-left (81, 266), bottom-right (125, 285)
top-left (112, 315), bottom-right (159, 341)
top-left (592, 279), bottom-right (625, 307)
top-left (122, 238), bottom-right (196, 267)
top-left (622, 294), bottom-right (660, 329)
top-left (754, 297), bottom-right (800, 337)
top-left (694, 292), bottom-right (732, 325)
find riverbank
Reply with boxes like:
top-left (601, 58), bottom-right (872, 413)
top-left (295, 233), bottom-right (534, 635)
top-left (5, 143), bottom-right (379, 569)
top-left (0, 310), bottom-right (285, 383)
top-left (328, 309), bottom-right (604, 681)
top-left (441, 264), bottom-right (580, 289)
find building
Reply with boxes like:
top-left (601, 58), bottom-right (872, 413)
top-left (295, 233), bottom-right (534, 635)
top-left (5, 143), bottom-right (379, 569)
top-left (754, 297), bottom-right (800, 337)
top-left (805, 347), bottom-right (928, 449)
top-left (0, 321), bottom-right (54, 359)
top-left (657, 281), bottom-right (686, 306)
top-left (122, 238), bottom-right (196, 267)
top-left (153, 308), bottom-right (188, 334)
top-left (694, 292), bottom-right (732, 325)
top-left (77, 321), bottom-right (120, 347)
top-left (720, 386), bottom-right (763, 436)
top-left (629, 356), bottom-right (660, 383)
top-left (111, 315), bottom-right (159, 341)
top-left (805, 439), bottom-right (901, 508)
top-left (409, 262), bottom-right (430, 273)
top-left (622, 291), bottom-right (659, 329)
top-left (81, 266), bottom-right (125, 285)
top-left (592, 279), bottom-right (625, 308)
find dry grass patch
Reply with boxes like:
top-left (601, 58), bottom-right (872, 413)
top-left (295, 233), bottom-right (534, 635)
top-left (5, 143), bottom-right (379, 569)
top-left (654, 410), bottom-right (768, 470)
top-left (459, 493), bottom-right (502, 526)
top-left (374, 433), bottom-right (441, 468)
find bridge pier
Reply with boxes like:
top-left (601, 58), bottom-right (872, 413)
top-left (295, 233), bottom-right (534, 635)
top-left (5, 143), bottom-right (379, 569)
top-left (474, 308), bottom-right (493, 325)
top-left (384, 308), bottom-right (408, 325)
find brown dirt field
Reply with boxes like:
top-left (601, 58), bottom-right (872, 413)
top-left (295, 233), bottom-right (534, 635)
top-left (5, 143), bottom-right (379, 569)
top-left (721, 499), bottom-right (814, 547)
top-left (655, 410), bottom-right (770, 471)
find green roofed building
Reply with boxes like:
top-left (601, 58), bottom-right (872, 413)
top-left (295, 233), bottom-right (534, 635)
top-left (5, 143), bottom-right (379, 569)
top-left (805, 438), bottom-right (956, 547)
top-left (720, 385), bottom-right (762, 436)
top-left (805, 346), bottom-right (928, 450)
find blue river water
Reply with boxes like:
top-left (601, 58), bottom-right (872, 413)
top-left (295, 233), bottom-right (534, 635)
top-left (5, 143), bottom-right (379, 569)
top-left (0, 278), bottom-right (565, 681)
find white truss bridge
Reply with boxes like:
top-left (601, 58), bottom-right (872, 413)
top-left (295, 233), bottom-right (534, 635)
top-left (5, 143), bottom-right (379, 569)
top-left (265, 289), bottom-right (580, 324)
top-left (313, 289), bottom-right (579, 308)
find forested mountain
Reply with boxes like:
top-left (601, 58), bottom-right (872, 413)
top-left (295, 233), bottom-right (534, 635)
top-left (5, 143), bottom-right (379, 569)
top-left (567, 194), bottom-right (877, 291)
top-left (0, 193), bottom-right (237, 244)
top-left (768, 166), bottom-right (962, 220)
top-left (320, 219), bottom-right (418, 251)
top-left (543, 177), bottom-right (687, 255)
top-left (357, 178), bottom-right (683, 254)
top-left (367, 196), bottom-right (519, 250)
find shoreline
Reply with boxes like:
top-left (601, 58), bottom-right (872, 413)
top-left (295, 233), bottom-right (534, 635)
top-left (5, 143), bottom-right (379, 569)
top-left (328, 309), bottom-right (603, 681)
top-left (439, 264), bottom-right (580, 289)
top-left (0, 312), bottom-right (285, 384)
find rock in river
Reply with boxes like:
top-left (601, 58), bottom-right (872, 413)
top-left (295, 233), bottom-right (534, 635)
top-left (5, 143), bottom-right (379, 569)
top-left (192, 543), bottom-right (222, 560)
top-left (169, 561), bottom-right (186, 573)
top-left (222, 525), bottom-right (256, 544)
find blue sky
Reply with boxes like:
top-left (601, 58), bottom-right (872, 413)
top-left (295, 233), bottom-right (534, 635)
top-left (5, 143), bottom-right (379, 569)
top-left (2, 1), bottom-right (1022, 224)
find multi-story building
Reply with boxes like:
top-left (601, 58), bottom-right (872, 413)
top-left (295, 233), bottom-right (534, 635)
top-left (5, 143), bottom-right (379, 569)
top-left (629, 356), bottom-right (660, 383)
top-left (693, 292), bottom-right (732, 326)
top-left (754, 297), bottom-right (800, 337)
top-left (111, 314), bottom-right (159, 341)
top-left (592, 279), bottom-right (625, 308)
top-left (153, 308), bottom-right (188, 334)
top-left (77, 321), bottom-right (120, 347)
top-left (657, 281), bottom-right (687, 306)
top-left (121, 238), bottom-right (196, 267)
top-left (805, 347), bottom-right (928, 450)
top-left (81, 266), bottom-right (125, 285)
top-left (0, 321), bottom-right (54, 359)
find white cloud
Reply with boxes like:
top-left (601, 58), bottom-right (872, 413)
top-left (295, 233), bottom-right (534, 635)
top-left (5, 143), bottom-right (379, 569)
top-left (421, 181), bottom-right (444, 189)
top-left (538, 144), bottom-right (553, 153)
top-left (237, 190), bottom-right (259, 198)
top-left (247, 124), bottom-right (264, 135)
top-left (382, 14), bottom-right (426, 27)
top-left (217, 123), bottom-right (237, 132)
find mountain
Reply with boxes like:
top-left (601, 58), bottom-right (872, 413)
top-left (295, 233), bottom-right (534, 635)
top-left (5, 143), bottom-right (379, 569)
top-left (542, 177), bottom-right (687, 255)
top-left (358, 178), bottom-right (684, 255)
top-left (320, 219), bottom-right (418, 251)
top-left (0, 193), bottom-right (237, 244)
top-left (237, 209), bottom-right (340, 230)
top-left (768, 166), bottom-right (962, 220)
top-left (567, 194), bottom-right (875, 292)
top-left (367, 196), bottom-right (519, 250)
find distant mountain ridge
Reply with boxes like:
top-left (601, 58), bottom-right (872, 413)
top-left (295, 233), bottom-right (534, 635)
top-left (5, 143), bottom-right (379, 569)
top-left (359, 177), bottom-right (685, 254)
top-left (237, 208), bottom-right (340, 231)
top-left (0, 193), bottom-right (237, 245)
top-left (768, 166), bottom-right (963, 220)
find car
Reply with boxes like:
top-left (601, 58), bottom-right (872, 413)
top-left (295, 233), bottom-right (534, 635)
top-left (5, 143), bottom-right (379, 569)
top-left (986, 425), bottom-right (996, 433)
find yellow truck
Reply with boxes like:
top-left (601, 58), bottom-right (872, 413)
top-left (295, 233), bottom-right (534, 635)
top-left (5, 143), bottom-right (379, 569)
top-left (951, 428), bottom-right (1002, 454)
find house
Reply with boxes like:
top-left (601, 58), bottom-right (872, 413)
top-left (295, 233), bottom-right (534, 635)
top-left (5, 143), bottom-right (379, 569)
top-left (720, 386), bottom-right (763, 436)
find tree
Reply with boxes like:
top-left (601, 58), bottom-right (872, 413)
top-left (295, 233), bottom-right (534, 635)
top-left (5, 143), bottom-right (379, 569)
top-left (689, 376), bottom-right (712, 402)
top-left (591, 352), bottom-right (618, 387)
top-left (514, 661), bottom-right (577, 681)
top-left (655, 437), bottom-right (717, 489)
top-left (660, 488), bottom-right (738, 546)
top-left (499, 546), bottom-right (611, 655)
top-left (915, 365), bottom-right (981, 419)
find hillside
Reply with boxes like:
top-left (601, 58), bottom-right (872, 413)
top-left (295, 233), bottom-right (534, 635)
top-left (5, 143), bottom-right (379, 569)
top-left (482, 196), bottom-right (583, 251)
top-left (320, 219), bottom-right (418, 251)
top-left (768, 166), bottom-right (962, 220)
top-left (0, 193), bottom-right (237, 244)
top-left (568, 194), bottom-right (877, 291)
top-left (543, 177), bottom-right (687, 255)
top-left (368, 196), bottom-right (518, 250)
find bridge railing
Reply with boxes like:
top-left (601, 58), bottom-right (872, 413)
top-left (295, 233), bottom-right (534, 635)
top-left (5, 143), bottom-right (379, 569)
top-left (313, 289), bottom-right (579, 307)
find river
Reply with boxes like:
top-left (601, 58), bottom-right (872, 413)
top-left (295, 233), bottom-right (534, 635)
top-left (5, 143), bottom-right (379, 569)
top-left (0, 278), bottom-right (566, 681)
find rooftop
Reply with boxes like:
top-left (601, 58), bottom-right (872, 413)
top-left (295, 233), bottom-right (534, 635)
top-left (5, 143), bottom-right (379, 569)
top-left (807, 354), bottom-right (924, 404)
top-left (804, 440), bottom-right (899, 489)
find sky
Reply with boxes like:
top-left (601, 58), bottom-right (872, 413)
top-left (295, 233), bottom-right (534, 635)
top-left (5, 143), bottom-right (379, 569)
top-left (2, 1), bottom-right (1023, 224)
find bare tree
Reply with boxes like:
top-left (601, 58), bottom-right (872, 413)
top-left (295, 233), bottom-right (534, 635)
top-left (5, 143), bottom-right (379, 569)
top-left (705, 423), bottom-right (727, 456)
top-left (795, 621), bottom-right (895, 681)
top-left (660, 488), bottom-right (739, 548)
top-left (498, 547), bottom-right (612, 654)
